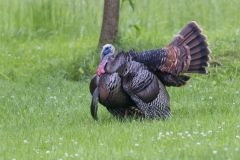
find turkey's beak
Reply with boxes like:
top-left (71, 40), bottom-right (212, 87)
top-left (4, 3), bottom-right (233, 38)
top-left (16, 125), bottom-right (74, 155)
top-left (90, 87), bottom-right (99, 120)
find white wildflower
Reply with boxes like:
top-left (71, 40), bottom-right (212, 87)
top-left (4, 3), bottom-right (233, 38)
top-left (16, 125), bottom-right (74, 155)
top-left (50, 96), bottom-right (57, 100)
top-left (64, 152), bottom-right (69, 157)
top-left (200, 132), bottom-right (206, 136)
top-left (23, 140), bottom-right (29, 144)
top-left (134, 143), bottom-right (139, 147)
top-left (208, 130), bottom-right (213, 134)
top-left (36, 46), bottom-right (42, 51)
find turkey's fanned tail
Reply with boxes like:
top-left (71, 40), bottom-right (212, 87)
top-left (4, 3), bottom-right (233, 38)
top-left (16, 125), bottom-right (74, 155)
top-left (129, 21), bottom-right (211, 87)
top-left (168, 21), bottom-right (211, 74)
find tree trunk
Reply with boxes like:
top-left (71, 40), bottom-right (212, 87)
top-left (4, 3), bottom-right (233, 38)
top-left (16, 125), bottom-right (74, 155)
top-left (98, 0), bottom-right (120, 48)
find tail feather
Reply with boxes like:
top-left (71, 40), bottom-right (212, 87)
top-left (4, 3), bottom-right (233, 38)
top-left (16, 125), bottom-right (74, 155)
top-left (191, 45), bottom-right (210, 55)
top-left (189, 63), bottom-right (208, 69)
top-left (191, 49), bottom-right (209, 60)
top-left (183, 32), bottom-right (201, 45)
top-left (187, 35), bottom-right (207, 48)
top-left (187, 68), bottom-right (207, 74)
top-left (179, 22), bottom-right (202, 36)
top-left (169, 21), bottom-right (211, 74)
top-left (190, 58), bottom-right (209, 66)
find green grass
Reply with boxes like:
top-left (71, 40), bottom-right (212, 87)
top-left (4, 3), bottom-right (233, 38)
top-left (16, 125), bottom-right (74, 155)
top-left (0, 0), bottom-right (240, 159)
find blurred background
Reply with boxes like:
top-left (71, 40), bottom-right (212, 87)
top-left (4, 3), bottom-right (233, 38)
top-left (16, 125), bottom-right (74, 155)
top-left (0, 0), bottom-right (239, 82)
top-left (1, 1), bottom-right (240, 159)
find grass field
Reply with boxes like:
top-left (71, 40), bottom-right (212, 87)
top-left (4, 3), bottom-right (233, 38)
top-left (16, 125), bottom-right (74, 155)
top-left (0, 0), bottom-right (240, 159)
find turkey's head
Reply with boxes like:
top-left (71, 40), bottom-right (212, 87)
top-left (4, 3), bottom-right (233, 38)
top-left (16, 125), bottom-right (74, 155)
top-left (100, 44), bottom-right (115, 60)
top-left (97, 44), bottom-right (115, 76)
top-left (97, 47), bottom-right (129, 76)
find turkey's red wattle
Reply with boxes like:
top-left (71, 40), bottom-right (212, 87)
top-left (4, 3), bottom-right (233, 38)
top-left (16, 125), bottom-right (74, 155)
top-left (97, 64), bottom-right (105, 76)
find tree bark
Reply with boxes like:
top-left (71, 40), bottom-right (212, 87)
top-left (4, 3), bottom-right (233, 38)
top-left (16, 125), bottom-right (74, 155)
top-left (98, 0), bottom-right (120, 48)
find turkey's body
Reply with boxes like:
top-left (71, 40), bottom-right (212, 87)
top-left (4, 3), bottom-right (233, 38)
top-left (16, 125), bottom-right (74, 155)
top-left (90, 59), bottom-right (171, 119)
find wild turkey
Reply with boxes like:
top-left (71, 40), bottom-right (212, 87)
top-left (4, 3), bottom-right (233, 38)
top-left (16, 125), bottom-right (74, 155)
top-left (90, 57), bottom-right (170, 120)
top-left (90, 21), bottom-right (211, 120)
